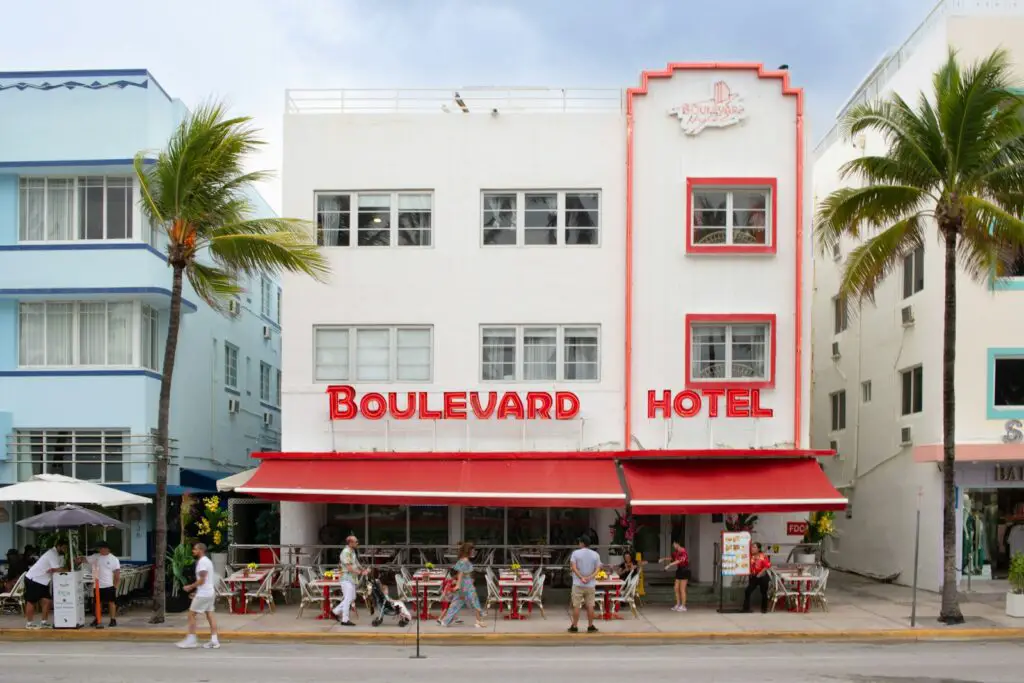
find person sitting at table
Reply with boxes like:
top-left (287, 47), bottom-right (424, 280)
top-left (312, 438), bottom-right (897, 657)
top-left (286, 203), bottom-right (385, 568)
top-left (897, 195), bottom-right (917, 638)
top-left (742, 542), bottom-right (772, 614)
top-left (616, 551), bottom-right (645, 580)
top-left (660, 540), bottom-right (691, 612)
top-left (439, 541), bottom-right (484, 628)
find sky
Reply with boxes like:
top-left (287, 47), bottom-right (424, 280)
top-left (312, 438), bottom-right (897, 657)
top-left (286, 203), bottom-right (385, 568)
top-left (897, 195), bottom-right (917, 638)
top-left (3, 0), bottom-right (940, 212)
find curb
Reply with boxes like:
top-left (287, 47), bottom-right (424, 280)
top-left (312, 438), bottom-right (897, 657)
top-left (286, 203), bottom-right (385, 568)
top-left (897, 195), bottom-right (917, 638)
top-left (2, 627), bottom-right (1023, 645)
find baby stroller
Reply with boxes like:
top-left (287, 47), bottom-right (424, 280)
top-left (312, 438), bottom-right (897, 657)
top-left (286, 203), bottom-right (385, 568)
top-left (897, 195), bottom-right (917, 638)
top-left (368, 576), bottom-right (411, 627)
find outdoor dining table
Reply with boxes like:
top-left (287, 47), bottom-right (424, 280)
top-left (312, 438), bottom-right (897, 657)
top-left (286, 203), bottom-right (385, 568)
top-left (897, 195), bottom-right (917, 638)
top-left (409, 573), bottom-right (445, 621)
top-left (309, 577), bottom-right (341, 620)
top-left (226, 569), bottom-right (270, 615)
top-left (497, 577), bottom-right (534, 620)
top-left (775, 570), bottom-right (822, 613)
top-left (595, 577), bottom-right (625, 620)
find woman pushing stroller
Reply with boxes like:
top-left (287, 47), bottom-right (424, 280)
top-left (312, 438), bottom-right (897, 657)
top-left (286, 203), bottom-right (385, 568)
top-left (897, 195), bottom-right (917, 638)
top-left (438, 541), bottom-right (485, 628)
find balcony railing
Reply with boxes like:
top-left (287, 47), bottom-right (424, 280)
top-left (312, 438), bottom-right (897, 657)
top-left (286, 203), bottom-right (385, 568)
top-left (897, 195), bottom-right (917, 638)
top-left (4, 430), bottom-right (179, 484)
top-left (286, 87), bottom-right (624, 114)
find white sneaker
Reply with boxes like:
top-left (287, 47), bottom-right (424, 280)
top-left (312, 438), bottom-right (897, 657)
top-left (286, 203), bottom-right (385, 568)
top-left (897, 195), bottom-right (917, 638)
top-left (203, 641), bottom-right (220, 649)
top-left (671, 606), bottom-right (681, 611)
top-left (25, 622), bottom-right (38, 630)
top-left (679, 606), bottom-right (688, 612)
top-left (176, 637), bottom-right (198, 649)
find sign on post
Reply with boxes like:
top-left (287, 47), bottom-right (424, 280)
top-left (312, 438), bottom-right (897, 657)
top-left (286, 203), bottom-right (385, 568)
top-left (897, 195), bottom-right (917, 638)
top-left (786, 521), bottom-right (809, 537)
top-left (720, 531), bottom-right (751, 577)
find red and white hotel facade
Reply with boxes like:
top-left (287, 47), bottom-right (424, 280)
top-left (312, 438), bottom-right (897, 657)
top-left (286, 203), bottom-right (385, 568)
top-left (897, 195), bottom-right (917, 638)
top-left (240, 63), bottom-right (845, 582)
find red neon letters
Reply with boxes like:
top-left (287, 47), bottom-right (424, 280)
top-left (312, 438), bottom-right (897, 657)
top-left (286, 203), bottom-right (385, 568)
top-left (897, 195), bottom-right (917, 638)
top-left (326, 385), bottom-right (581, 421)
top-left (646, 389), bottom-right (773, 419)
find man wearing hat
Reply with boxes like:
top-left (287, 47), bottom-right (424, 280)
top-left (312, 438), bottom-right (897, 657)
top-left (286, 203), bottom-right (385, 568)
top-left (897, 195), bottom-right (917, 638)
top-left (83, 542), bottom-right (121, 628)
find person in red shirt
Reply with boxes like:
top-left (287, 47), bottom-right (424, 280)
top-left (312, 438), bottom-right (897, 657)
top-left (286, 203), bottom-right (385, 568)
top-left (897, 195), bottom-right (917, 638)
top-left (742, 542), bottom-right (772, 613)
top-left (660, 541), bottom-right (690, 612)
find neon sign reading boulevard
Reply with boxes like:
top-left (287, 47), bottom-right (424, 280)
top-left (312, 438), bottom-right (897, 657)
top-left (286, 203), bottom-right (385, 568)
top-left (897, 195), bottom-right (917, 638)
top-left (326, 386), bottom-right (772, 421)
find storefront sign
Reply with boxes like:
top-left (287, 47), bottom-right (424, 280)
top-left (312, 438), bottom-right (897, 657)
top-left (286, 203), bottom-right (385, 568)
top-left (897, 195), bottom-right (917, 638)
top-left (647, 388), bottom-right (773, 419)
top-left (786, 521), bottom-right (809, 537)
top-left (1003, 419), bottom-right (1023, 443)
top-left (326, 385), bottom-right (581, 421)
top-left (720, 531), bottom-right (751, 577)
top-left (995, 463), bottom-right (1024, 482)
top-left (668, 80), bottom-right (746, 135)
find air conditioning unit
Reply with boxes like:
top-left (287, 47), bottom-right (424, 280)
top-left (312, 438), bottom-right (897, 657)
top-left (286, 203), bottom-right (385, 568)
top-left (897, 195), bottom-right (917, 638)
top-left (262, 325), bottom-right (272, 340)
top-left (831, 341), bottom-right (841, 360)
top-left (901, 305), bottom-right (915, 327)
top-left (829, 440), bottom-right (838, 453)
top-left (832, 243), bottom-right (842, 261)
top-left (900, 426), bottom-right (913, 446)
top-left (227, 299), bottom-right (240, 315)
top-left (227, 398), bottom-right (240, 414)
top-left (263, 412), bottom-right (274, 427)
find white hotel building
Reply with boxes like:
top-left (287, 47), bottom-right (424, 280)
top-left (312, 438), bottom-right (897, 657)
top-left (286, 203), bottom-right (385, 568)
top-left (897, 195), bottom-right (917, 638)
top-left (238, 63), bottom-right (845, 581)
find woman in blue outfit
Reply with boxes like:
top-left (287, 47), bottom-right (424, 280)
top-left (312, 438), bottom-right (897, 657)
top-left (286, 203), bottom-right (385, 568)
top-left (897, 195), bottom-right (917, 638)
top-left (440, 541), bottom-right (484, 628)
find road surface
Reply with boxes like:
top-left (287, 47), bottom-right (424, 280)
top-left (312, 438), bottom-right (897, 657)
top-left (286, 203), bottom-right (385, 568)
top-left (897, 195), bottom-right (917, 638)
top-left (0, 641), bottom-right (1021, 682)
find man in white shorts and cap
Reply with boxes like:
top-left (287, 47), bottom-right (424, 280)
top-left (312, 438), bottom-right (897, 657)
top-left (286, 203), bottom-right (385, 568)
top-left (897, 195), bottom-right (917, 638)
top-left (177, 542), bottom-right (219, 649)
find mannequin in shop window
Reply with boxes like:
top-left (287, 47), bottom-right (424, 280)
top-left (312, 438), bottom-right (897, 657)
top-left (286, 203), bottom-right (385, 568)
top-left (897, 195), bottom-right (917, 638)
top-left (962, 494), bottom-right (988, 577)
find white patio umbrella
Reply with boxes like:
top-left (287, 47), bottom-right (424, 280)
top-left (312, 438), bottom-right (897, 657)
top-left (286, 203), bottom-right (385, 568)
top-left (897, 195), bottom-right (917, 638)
top-left (0, 473), bottom-right (150, 507)
top-left (216, 468), bottom-right (256, 492)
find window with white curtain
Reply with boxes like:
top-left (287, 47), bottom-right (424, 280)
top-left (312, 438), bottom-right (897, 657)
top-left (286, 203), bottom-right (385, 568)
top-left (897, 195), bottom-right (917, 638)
top-left (19, 177), bottom-right (134, 242)
top-left (313, 326), bottom-right (433, 382)
top-left (224, 343), bottom-right (239, 388)
top-left (18, 301), bottom-right (140, 367)
top-left (481, 325), bottom-right (600, 381)
top-left (482, 190), bottom-right (601, 246)
top-left (260, 277), bottom-right (273, 317)
top-left (315, 191), bottom-right (433, 247)
top-left (141, 305), bottom-right (160, 371)
top-left (689, 321), bottom-right (770, 381)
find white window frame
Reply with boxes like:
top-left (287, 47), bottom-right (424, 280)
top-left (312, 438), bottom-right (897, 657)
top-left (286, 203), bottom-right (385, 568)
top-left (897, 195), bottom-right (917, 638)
top-left (480, 190), bottom-right (601, 247)
top-left (688, 322), bottom-right (771, 383)
top-left (224, 343), bottom-right (239, 389)
top-left (13, 429), bottom-right (129, 483)
top-left (830, 390), bottom-right (847, 432)
top-left (275, 368), bottom-right (282, 406)
top-left (259, 362), bottom-right (272, 402)
top-left (900, 365), bottom-right (924, 416)
top-left (314, 190), bottom-right (434, 248)
top-left (903, 245), bottom-right (924, 298)
top-left (17, 301), bottom-right (140, 368)
top-left (312, 325), bottom-right (434, 383)
top-left (479, 324), bottom-right (601, 382)
top-left (690, 185), bottom-right (772, 247)
top-left (861, 380), bottom-right (872, 403)
top-left (141, 304), bottom-right (160, 372)
top-left (833, 295), bottom-right (849, 334)
top-left (275, 287), bottom-right (282, 324)
top-left (260, 277), bottom-right (273, 317)
top-left (18, 176), bottom-right (140, 243)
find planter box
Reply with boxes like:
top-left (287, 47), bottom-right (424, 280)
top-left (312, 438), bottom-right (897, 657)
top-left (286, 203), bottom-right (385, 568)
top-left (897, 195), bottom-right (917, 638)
top-left (795, 553), bottom-right (817, 565)
top-left (1006, 592), bottom-right (1024, 618)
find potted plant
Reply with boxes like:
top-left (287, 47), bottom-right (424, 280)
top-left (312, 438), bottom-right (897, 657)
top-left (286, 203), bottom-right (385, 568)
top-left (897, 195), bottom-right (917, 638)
top-left (608, 510), bottom-right (638, 564)
top-left (255, 505), bottom-right (281, 565)
top-left (166, 542), bottom-right (196, 612)
top-left (196, 495), bottom-right (230, 576)
top-left (1007, 553), bottom-right (1024, 618)
top-left (800, 511), bottom-right (836, 564)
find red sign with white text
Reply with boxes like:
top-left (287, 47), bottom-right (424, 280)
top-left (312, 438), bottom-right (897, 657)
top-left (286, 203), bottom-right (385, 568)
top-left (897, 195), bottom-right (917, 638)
top-left (326, 385), bottom-right (581, 421)
top-left (647, 389), bottom-right (773, 419)
top-left (786, 521), bottom-right (809, 537)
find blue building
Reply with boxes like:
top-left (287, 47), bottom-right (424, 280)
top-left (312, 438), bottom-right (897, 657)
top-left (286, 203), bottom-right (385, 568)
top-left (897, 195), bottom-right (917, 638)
top-left (0, 70), bottom-right (282, 561)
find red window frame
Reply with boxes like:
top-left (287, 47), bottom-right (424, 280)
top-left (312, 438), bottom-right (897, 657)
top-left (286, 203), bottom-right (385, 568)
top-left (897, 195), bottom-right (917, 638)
top-left (685, 313), bottom-right (777, 390)
top-left (685, 178), bottom-right (778, 254)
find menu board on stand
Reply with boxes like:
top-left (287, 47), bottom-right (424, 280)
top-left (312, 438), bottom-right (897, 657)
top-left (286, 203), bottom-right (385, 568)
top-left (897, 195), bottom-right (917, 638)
top-left (52, 571), bottom-right (85, 629)
top-left (718, 531), bottom-right (751, 613)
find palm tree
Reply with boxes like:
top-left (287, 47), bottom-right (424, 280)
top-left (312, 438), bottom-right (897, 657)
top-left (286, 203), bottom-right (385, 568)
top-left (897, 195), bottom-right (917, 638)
top-left (816, 49), bottom-right (1024, 624)
top-left (135, 103), bottom-right (329, 623)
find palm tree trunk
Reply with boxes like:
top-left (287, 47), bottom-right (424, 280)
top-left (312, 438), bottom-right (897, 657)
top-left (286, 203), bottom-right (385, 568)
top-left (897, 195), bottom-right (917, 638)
top-left (939, 230), bottom-right (965, 624)
top-left (149, 263), bottom-right (186, 624)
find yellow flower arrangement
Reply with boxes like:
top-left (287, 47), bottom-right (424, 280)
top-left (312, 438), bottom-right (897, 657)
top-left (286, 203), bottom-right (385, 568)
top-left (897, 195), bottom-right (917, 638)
top-left (324, 570), bottom-right (335, 579)
top-left (213, 531), bottom-right (222, 547)
top-left (205, 496), bottom-right (220, 512)
top-left (510, 563), bottom-right (522, 571)
top-left (595, 569), bottom-right (608, 580)
top-left (424, 562), bottom-right (435, 569)
top-left (246, 562), bottom-right (258, 571)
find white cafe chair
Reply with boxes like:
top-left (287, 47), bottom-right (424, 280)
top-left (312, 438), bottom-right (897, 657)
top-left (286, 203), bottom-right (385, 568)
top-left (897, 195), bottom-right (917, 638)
top-left (517, 573), bottom-right (546, 619)
top-left (0, 573), bottom-right (25, 615)
top-left (297, 573), bottom-right (325, 619)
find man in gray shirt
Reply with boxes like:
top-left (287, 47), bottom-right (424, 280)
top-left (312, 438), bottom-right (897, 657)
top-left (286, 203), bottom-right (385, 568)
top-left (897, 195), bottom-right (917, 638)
top-left (568, 535), bottom-right (602, 633)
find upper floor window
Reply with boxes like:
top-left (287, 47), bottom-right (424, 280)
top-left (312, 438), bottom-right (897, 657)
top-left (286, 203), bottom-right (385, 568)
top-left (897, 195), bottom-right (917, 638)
top-left (480, 325), bottom-right (600, 381)
top-left (12, 429), bottom-right (127, 483)
top-left (260, 276), bottom-right (273, 318)
top-left (313, 325), bottom-right (433, 382)
top-left (19, 301), bottom-right (138, 368)
top-left (903, 245), bottom-right (924, 298)
top-left (993, 356), bottom-right (1024, 408)
top-left (275, 368), bottom-right (282, 406)
top-left (19, 176), bottom-right (134, 242)
top-left (260, 362), bottom-right (272, 402)
top-left (141, 305), bottom-right (160, 372)
top-left (224, 343), bottom-right (239, 388)
top-left (830, 390), bottom-right (847, 432)
top-left (833, 295), bottom-right (849, 334)
top-left (316, 191), bottom-right (432, 247)
top-left (686, 178), bottom-right (776, 254)
top-left (900, 365), bottom-right (924, 416)
top-left (686, 314), bottom-right (775, 387)
top-left (481, 191), bottom-right (600, 246)
top-left (275, 287), bottom-right (282, 324)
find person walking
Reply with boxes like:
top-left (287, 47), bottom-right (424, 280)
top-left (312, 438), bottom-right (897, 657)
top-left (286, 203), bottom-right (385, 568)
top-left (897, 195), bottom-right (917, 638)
top-left (333, 535), bottom-right (367, 626)
top-left (742, 542), bottom-right (772, 614)
top-left (439, 542), bottom-right (484, 628)
top-left (661, 540), bottom-right (691, 612)
top-left (83, 541), bottom-right (121, 628)
top-left (177, 542), bottom-right (219, 649)
top-left (23, 538), bottom-right (68, 629)
top-left (567, 535), bottom-right (601, 634)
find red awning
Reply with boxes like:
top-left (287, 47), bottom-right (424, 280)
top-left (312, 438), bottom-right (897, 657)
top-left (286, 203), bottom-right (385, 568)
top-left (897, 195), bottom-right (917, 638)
top-left (236, 458), bottom-right (626, 508)
top-left (622, 459), bottom-right (847, 514)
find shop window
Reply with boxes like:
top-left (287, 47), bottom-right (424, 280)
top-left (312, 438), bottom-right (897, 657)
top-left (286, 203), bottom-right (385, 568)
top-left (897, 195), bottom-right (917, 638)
top-left (903, 245), bottom-right (924, 298)
top-left (481, 190), bottom-right (600, 246)
top-left (900, 365), bottom-right (924, 416)
top-left (313, 325), bottom-right (432, 382)
top-left (315, 191), bottom-right (432, 247)
top-left (367, 505), bottom-right (407, 545)
top-left (686, 314), bottom-right (774, 388)
top-left (830, 390), bottom-right (847, 432)
top-left (507, 508), bottom-right (547, 546)
top-left (686, 178), bottom-right (776, 253)
top-left (409, 506), bottom-right (448, 545)
top-left (833, 295), bottom-right (848, 334)
top-left (993, 357), bottom-right (1024, 407)
top-left (464, 507), bottom-right (505, 546)
top-left (481, 325), bottom-right (600, 382)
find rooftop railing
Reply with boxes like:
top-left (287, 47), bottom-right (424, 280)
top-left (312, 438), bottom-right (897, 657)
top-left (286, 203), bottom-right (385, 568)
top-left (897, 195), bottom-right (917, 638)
top-left (286, 87), bottom-right (624, 115)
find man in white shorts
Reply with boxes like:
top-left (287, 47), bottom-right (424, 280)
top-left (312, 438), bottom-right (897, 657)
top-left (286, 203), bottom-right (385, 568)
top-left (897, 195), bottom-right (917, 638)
top-left (177, 542), bottom-right (219, 649)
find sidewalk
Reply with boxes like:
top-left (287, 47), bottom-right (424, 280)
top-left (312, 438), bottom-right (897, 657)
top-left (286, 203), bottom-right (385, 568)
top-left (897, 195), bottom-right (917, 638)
top-left (2, 572), bottom-right (1022, 643)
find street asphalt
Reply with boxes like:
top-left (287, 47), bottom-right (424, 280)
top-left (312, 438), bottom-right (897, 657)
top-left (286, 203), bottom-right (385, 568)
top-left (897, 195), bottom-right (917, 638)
top-left (0, 640), bottom-right (1022, 682)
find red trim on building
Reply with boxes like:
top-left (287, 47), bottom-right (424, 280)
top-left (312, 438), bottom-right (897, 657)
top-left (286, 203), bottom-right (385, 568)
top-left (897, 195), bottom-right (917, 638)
top-left (684, 313), bottom-right (777, 390)
top-left (624, 63), bottom-right (805, 450)
top-left (253, 448), bottom-right (835, 461)
top-left (685, 177), bottom-right (778, 254)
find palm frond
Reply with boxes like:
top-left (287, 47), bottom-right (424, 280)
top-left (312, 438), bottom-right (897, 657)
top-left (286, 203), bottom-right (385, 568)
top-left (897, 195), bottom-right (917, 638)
top-left (814, 185), bottom-right (930, 254)
top-left (961, 195), bottom-right (1024, 280)
top-left (187, 262), bottom-right (244, 311)
top-left (843, 97), bottom-right (944, 183)
top-left (209, 229), bottom-right (330, 282)
top-left (838, 215), bottom-right (926, 302)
